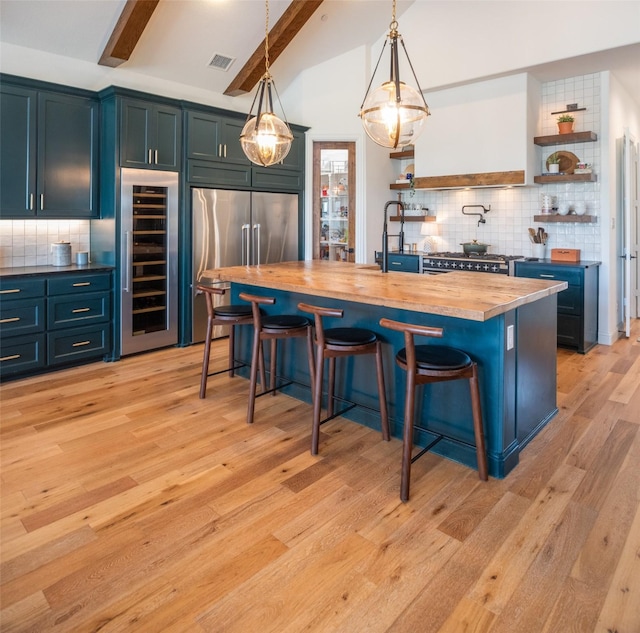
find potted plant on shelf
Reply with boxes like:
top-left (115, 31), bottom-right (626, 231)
top-left (547, 152), bottom-right (560, 174)
top-left (557, 114), bottom-right (575, 134)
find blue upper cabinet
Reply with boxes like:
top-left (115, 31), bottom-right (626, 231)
top-left (120, 98), bottom-right (181, 171)
top-left (185, 109), bottom-right (251, 166)
top-left (0, 85), bottom-right (37, 217)
top-left (0, 80), bottom-right (99, 219)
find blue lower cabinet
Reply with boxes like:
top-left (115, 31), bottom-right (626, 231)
top-left (0, 334), bottom-right (46, 376)
top-left (48, 324), bottom-right (111, 365)
top-left (0, 269), bottom-right (113, 379)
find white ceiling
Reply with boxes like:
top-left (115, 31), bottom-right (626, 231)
top-left (0, 0), bottom-right (638, 106)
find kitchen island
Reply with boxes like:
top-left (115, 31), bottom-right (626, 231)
top-left (204, 261), bottom-right (567, 477)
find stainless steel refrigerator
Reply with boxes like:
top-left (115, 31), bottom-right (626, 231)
top-left (192, 188), bottom-right (299, 343)
top-left (120, 168), bottom-right (179, 355)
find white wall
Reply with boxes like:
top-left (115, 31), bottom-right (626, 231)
top-left (606, 72), bottom-right (640, 338)
top-left (397, 1), bottom-right (640, 92)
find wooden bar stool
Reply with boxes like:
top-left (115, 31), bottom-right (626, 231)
top-left (380, 318), bottom-right (488, 502)
top-left (299, 303), bottom-right (390, 455)
top-left (240, 292), bottom-right (315, 426)
top-left (197, 285), bottom-right (263, 399)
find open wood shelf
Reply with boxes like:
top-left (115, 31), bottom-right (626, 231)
top-left (533, 131), bottom-right (597, 146)
top-left (534, 173), bottom-right (597, 184)
top-left (533, 214), bottom-right (598, 223)
top-left (389, 149), bottom-right (414, 160)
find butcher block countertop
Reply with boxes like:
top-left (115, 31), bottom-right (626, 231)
top-left (204, 260), bottom-right (567, 322)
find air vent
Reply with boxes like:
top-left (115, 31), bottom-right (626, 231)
top-left (208, 53), bottom-right (235, 72)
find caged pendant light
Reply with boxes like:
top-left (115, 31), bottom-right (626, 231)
top-left (359, 0), bottom-right (430, 149)
top-left (240, 0), bottom-right (293, 167)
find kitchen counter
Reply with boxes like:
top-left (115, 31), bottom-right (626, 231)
top-left (205, 261), bottom-right (567, 478)
top-left (203, 260), bottom-right (567, 321)
top-left (0, 264), bottom-right (114, 278)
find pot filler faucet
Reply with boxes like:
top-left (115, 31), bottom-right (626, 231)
top-left (462, 204), bottom-right (491, 227)
top-left (382, 200), bottom-right (405, 273)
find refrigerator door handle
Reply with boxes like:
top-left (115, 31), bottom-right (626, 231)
top-left (241, 223), bottom-right (250, 265)
top-left (253, 223), bottom-right (261, 265)
top-left (124, 231), bottom-right (132, 292)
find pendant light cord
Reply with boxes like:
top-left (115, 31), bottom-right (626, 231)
top-left (264, 0), bottom-right (271, 78)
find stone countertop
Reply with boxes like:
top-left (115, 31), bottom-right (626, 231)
top-left (0, 264), bottom-right (114, 278)
top-left (203, 260), bottom-right (568, 322)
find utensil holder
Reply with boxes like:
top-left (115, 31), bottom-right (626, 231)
top-left (532, 243), bottom-right (546, 259)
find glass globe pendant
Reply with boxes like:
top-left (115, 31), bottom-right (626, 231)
top-left (240, 74), bottom-right (293, 167)
top-left (240, 0), bottom-right (293, 167)
top-left (359, 1), bottom-right (430, 149)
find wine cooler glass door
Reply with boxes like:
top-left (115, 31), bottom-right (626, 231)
top-left (120, 168), bottom-right (178, 356)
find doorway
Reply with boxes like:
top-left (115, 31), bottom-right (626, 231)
top-left (312, 142), bottom-right (356, 262)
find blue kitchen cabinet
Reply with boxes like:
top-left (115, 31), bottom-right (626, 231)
top-left (515, 259), bottom-right (600, 353)
top-left (0, 77), bottom-right (99, 219)
top-left (0, 269), bottom-right (113, 380)
top-left (120, 97), bottom-right (181, 171)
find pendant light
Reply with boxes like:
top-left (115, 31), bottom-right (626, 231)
top-left (240, 0), bottom-right (293, 167)
top-left (359, 0), bottom-right (430, 149)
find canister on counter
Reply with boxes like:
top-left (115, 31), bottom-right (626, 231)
top-left (51, 242), bottom-right (72, 266)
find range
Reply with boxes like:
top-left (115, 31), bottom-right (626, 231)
top-left (423, 252), bottom-right (525, 275)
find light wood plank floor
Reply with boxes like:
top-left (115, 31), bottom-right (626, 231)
top-left (1, 323), bottom-right (639, 632)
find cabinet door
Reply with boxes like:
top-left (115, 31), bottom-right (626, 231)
top-left (277, 128), bottom-right (304, 171)
top-left (186, 110), bottom-right (221, 162)
top-left (153, 105), bottom-right (181, 170)
top-left (220, 117), bottom-right (252, 166)
top-left (38, 92), bottom-right (99, 217)
top-left (120, 98), bottom-right (152, 168)
top-left (0, 85), bottom-right (37, 218)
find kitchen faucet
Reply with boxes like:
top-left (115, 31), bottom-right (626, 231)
top-left (382, 200), bottom-right (405, 273)
top-left (462, 204), bottom-right (491, 227)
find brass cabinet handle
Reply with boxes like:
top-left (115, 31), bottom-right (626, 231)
top-left (0, 317), bottom-right (21, 323)
top-left (0, 288), bottom-right (21, 294)
top-left (72, 340), bottom-right (91, 347)
top-left (72, 308), bottom-right (91, 313)
top-left (72, 282), bottom-right (91, 287)
top-left (0, 354), bottom-right (21, 362)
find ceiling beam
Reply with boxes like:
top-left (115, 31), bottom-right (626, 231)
top-left (224, 0), bottom-right (324, 97)
top-left (99, 0), bottom-right (160, 68)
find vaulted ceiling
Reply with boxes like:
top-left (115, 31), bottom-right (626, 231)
top-left (0, 0), bottom-right (638, 107)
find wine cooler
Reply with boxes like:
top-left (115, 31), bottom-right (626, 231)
top-left (120, 168), bottom-right (178, 356)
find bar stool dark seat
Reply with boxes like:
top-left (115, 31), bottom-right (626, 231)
top-left (380, 318), bottom-right (488, 502)
top-left (197, 285), bottom-right (260, 399)
top-left (240, 292), bottom-right (315, 425)
top-left (299, 303), bottom-right (390, 455)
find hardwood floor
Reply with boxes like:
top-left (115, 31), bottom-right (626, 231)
top-left (1, 323), bottom-right (639, 632)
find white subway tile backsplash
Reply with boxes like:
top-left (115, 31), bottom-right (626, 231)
top-left (0, 219), bottom-right (90, 268)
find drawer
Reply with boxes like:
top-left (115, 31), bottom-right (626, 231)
top-left (557, 314), bottom-right (581, 349)
top-left (557, 285), bottom-right (582, 316)
top-left (48, 292), bottom-right (111, 329)
top-left (48, 273), bottom-right (111, 296)
top-left (0, 333), bottom-right (46, 377)
top-left (0, 298), bottom-right (46, 337)
top-left (0, 277), bottom-right (46, 300)
top-left (47, 324), bottom-right (111, 365)
top-left (515, 264), bottom-right (582, 285)
top-left (386, 253), bottom-right (420, 273)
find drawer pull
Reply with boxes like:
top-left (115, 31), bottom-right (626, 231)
top-left (72, 282), bottom-right (91, 287)
top-left (0, 288), bottom-right (21, 294)
top-left (0, 317), bottom-right (21, 323)
top-left (72, 340), bottom-right (91, 347)
top-left (540, 274), bottom-right (555, 278)
top-left (72, 308), bottom-right (91, 313)
top-left (0, 354), bottom-right (21, 362)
